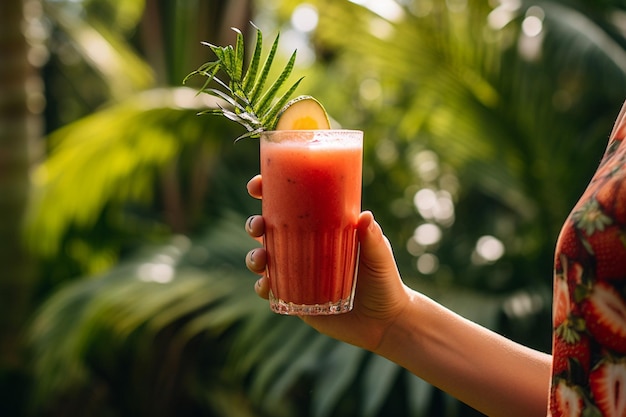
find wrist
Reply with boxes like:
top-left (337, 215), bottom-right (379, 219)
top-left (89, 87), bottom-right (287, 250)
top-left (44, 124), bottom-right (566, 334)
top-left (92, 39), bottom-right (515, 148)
top-left (372, 286), bottom-right (423, 357)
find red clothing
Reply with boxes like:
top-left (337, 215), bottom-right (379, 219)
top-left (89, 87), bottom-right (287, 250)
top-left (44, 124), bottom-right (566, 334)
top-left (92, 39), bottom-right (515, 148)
top-left (549, 104), bottom-right (626, 416)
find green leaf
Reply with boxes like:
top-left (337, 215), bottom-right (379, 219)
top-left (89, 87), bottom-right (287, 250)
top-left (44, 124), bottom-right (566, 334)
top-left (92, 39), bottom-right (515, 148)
top-left (407, 374), bottom-right (435, 416)
top-left (256, 49), bottom-right (297, 117)
top-left (249, 32), bottom-right (280, 105)
top-left (362, 356), bottom-right (402, 417)
top-left (242, 27), bottom-right (263, 92)
top-left (24, 87), bottom-right (235, 257)
top-left (312, 343), bottom-right (366, 417)
top-left (264, 76), bottom-right (304, 128)
top-left (232, 27), bottom-right (245, 85)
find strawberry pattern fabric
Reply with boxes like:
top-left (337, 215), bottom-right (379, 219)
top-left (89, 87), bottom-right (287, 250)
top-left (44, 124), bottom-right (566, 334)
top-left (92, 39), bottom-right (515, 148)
top-left (549, 104), bottom-right (626, 417)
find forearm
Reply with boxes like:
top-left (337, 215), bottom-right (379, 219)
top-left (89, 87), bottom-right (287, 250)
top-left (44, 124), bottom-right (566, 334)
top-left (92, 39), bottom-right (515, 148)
top-left (375, 289), bottom-right (551, 417)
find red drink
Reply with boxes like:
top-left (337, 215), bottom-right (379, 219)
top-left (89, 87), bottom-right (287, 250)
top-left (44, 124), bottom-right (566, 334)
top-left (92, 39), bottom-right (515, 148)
top-left (260, 130), bottom-right (363, 315)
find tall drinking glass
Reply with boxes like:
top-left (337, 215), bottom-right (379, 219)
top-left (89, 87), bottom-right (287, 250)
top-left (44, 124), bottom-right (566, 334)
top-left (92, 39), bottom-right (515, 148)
top-left (260, 130), bottom-right (363, 315)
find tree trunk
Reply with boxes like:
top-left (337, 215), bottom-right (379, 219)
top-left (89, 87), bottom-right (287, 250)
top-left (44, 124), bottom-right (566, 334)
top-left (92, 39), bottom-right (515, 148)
top-left (0, 0), bottom-right (42, 412)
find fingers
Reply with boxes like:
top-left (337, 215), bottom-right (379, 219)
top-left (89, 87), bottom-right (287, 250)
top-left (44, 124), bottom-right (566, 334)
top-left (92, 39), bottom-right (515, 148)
top-left (247, 175), bottom-right (262, 199)
top-left (245, 215), bottom-right (265, 246)
top-left (247, 248), bottom-right (269, 299)
top-left (245, 215), bottom-right (265, 238)
top-left (246, 247), bottom-right (266, 274)
top-left (254, 276), bottom-right (270, 299)
top-left (247, 175), bottom-right (267, 299)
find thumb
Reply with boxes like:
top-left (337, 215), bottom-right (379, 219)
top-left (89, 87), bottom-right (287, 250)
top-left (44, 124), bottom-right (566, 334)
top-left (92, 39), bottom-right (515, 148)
top-left (357, 211), bottom-right (397, 274)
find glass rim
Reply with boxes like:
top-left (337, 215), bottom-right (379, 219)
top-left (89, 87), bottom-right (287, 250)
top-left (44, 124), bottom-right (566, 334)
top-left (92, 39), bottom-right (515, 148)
top-left (260, 129), bottom-right (363, 134)
top-left (259, 129), bottom-right (363, 144)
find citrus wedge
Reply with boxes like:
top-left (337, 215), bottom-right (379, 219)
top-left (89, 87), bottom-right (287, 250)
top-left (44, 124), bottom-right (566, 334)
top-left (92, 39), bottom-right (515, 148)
top-left (275, 95), bottom-right (331, 130)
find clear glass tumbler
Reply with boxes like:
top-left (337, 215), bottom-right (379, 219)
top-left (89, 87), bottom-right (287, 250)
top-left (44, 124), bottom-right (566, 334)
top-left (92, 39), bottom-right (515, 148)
top-left (260, 130), bottom-right (363, 315)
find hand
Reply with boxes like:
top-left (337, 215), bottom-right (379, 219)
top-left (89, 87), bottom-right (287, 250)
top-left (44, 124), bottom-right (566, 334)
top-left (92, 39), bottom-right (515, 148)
top-left (244, 175), bottom-right (412, 352)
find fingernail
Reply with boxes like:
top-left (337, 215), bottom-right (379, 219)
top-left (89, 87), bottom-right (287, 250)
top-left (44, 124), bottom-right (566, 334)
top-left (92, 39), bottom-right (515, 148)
top-left (246, 216), bottom-right (254, 231)
top-left (248, 249), bottom-right (257, 264)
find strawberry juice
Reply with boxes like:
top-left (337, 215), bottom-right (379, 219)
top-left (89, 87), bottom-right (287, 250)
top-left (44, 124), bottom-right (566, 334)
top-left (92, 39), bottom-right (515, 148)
top-left (260, 130), bottom-right (363, 315)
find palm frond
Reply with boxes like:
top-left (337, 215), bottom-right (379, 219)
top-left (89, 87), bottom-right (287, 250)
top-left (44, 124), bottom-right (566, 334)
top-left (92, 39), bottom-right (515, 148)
top-left (44, 1), bottom-right (155, 99)
top-left (24, 87), bottom-right (238, 259)
top-left (308, 0), bottom-right (626, 255)
top-left (28, 213), bottom-right (260, 411)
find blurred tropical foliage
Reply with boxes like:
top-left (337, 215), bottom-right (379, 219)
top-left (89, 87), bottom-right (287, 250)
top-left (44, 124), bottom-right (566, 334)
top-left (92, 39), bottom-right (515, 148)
top-left (2, 0), bottom-right (626, 416)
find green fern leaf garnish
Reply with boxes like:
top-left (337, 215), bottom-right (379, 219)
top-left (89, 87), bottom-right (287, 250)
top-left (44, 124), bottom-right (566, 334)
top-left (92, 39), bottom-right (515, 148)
top-left (184, 24), bottom-right (303, 141)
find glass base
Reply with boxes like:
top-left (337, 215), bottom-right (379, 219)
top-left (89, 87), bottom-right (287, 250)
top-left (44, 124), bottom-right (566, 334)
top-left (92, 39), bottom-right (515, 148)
top-left (269, 292), bottom-right (354, 315)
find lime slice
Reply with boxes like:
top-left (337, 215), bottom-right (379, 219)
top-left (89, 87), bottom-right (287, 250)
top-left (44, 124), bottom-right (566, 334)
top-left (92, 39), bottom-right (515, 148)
top-left (275, 95), bottom-right (331, 130)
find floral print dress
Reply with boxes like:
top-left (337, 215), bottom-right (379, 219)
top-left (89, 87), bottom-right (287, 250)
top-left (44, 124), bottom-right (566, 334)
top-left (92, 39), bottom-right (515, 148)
top-left (549, 104), bottom-right (626, 416)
